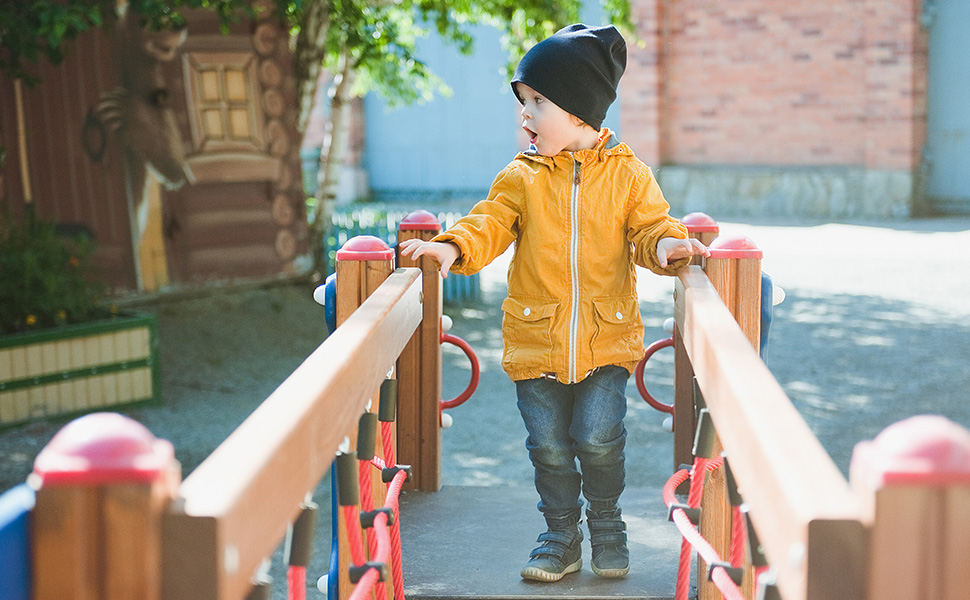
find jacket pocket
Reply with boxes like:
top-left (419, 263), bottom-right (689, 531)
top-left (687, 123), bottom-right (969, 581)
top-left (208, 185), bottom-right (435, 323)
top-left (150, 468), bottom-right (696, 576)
top-left (501, 297), bottom-right (558, 371)
top-left (591, 296), bottom-right (644, 365)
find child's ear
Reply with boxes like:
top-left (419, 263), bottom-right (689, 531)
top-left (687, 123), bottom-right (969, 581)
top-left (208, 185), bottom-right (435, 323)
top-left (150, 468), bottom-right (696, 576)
top-left (569, 114), bottom-right (596, 130)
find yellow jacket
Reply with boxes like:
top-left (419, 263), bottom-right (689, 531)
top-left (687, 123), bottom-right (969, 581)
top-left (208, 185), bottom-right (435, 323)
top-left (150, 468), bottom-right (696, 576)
top-left (433, 130), bottom-right (689, 383)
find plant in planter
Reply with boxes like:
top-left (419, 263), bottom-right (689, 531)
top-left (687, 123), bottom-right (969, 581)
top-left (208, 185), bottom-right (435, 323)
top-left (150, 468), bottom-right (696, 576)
top-left (0, 210), bottom-right (160, 427)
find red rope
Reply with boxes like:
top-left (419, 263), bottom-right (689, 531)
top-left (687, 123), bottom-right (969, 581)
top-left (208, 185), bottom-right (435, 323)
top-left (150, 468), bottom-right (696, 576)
top-left (664, 457), bottom-right (747, 600)
top-left (663, 468), bottom-right (692, 600)
top-left (687, 458), bottom-right (708, 507)
top-left (730, 505), bottom-right (746, 568)
top-left (676, 537), bottom-right (692, 600)
top-left (346, 472), bottom-right (408, 600)
top-left (359, 462), bottom-right (380, 559)
top-left (385, 471), bottom-right (407, 600)
top-left (345, 419), bottom-right (409, 600)
top-left (343, 505), bottom-right (367, 567)
top-left (711, 566), bottom-right (747, 600)
top-left (380, 421), bottom-right (406, 600)
top-left (287, 566), bottom-right (306, 600)
top-left (672, 507), bottom-right (720, 567)
top-left (348, 569), bottom-right (380, 600)
top-left (381, 421), bottom-right (396, 468)
top-left (358, 459), bottom-right (388, 600)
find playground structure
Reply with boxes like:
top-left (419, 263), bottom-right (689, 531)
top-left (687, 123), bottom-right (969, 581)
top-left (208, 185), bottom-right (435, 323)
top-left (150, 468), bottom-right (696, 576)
top-left (2, 210), bottom-right (970, 600)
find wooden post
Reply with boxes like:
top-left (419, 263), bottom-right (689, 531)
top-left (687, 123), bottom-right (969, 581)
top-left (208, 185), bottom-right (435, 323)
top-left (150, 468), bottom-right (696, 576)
top-left (704, 235), bottom-right (762, 350)
top-left (674, 213), bottom-right (720, 475)
top-left (334, 235), bottom-right (396, 600)
top-left (30, 412), bottom-right (179, 600)
top-left (699, 235), bottom-right (762, 600)
top-left (396, 210), bottom-right (443, 492)
top-left (851, 415), bottom-right (970, 600)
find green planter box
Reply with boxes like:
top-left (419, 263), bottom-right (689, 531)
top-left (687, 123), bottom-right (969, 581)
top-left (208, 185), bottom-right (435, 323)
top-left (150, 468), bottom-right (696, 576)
top-left (0, 314), bottom-right (160, 427)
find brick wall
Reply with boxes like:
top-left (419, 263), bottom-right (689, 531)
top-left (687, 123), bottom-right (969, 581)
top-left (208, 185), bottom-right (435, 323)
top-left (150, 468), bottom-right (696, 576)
top-left (621, 0), bottom-right (927, 171)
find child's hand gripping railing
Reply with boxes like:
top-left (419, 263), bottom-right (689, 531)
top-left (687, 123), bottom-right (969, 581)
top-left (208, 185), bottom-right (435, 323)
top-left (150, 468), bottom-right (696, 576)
top-left (395, 210), bottom-right (479, 479)
top-left (636, 212), bottom-right (721, 432)
top-left (637, 213), bottom-right (780, 439)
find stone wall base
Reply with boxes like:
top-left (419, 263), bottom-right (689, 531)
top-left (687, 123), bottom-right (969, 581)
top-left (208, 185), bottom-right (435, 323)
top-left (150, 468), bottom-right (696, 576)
top-left (656, 166), bottom-right (917, 220)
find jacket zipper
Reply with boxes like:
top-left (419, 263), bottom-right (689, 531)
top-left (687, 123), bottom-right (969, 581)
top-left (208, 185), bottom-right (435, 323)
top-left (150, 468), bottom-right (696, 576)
top-left (568, 156), bottom-right (581, 383)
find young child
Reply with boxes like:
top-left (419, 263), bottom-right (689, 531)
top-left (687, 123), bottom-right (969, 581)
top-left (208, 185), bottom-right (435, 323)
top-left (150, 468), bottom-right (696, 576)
top-left (399, 23), bottom-right (708, 582)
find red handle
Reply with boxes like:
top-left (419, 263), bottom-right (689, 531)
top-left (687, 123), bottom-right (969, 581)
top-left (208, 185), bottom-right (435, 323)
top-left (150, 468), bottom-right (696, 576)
top-left (635, 337), bottom-right (674, 415)
top-left (440, 332), bottom-right (480, 410)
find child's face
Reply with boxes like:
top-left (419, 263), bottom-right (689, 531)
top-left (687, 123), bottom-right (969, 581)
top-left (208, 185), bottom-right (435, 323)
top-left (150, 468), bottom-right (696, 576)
top-left (515, 83), bottom-right (595, 156)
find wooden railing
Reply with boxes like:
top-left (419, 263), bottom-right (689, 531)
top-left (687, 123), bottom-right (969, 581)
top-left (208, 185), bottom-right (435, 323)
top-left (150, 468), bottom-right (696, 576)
top-left (675, 263), bottom-right (865, 600)
top-left (17, 212), bottom-right (455, 600)
top-left (165, 266), bottom-right (423, 600)
top-left (671, 218), bottom-right (970, 600)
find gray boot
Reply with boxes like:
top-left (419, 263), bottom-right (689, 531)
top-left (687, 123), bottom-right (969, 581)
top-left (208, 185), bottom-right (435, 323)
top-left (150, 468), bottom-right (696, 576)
top-left (520, 526), bottom-right (583, 582)
top-left (586, 507), bottom-right (629, 578)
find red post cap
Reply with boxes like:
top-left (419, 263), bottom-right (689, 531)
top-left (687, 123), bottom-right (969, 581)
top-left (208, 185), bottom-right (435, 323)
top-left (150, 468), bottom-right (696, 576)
top-left (707, 235), bottom-right (763, 259)
top-left (335, 235), bottom-right (394, 261)
top-left (32, 412), bottom-right (174, 486)
top-left (851, 415), bottom-right (970, 486)
top-left (398, 210), bottom-right (442, 232)
top-left (681, 212), bottom-right (719, 233)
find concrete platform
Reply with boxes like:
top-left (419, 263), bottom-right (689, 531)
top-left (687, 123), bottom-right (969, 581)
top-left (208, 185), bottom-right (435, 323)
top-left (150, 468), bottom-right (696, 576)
top-left (400, 486), bottom-right (694, 600)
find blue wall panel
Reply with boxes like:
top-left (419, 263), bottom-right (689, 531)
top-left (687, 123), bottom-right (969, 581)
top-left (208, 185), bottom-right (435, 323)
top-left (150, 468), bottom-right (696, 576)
top-left (926, 0), bottom-right (970, 212)
top-left (364, 25), bottom-right (518, 199)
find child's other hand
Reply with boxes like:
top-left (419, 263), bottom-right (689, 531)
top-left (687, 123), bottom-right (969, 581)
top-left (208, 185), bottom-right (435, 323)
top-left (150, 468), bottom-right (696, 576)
top-left (657, 237), bottom-right (710, 268)
top-left (398, 239), bottom-right (460, 278)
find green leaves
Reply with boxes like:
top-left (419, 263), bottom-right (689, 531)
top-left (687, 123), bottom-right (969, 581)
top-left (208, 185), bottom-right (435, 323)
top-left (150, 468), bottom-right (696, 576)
top-left (331, 0), bottom-right (449, 106)
top-left (318, 0), bottom-right (632, 107)
top-left (0, 210), bottom-right (108, 335)
top-left (3, 0), bottom-right (632, 101)
top-left (0, 0), bottom-right (261, 82)
top-left (0, 1), bottom-right (112, 83)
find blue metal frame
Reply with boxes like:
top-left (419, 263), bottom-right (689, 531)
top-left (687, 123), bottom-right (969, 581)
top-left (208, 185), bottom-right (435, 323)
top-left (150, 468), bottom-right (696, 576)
top-left (0, 484), bottom-right (35, 600)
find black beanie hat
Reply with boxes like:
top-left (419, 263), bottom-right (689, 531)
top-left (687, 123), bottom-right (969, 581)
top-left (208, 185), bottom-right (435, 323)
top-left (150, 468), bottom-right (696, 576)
top-left (511, 24), bottom-right (627, 131)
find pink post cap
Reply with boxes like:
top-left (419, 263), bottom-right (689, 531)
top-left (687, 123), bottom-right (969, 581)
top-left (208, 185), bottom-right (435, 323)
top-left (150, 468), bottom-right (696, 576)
top-left (398, 210), bottom-right (442, 232)
top-left (32, 412), bottom-right (174, 486)
top-left (851, 415), bottom-right (970, 487)
top-left (681, 212), bottom-right (719, 233)
top-left (335, 235), bottom-right (394, 261)
top-left (707, 235), bottom-right (763, 259)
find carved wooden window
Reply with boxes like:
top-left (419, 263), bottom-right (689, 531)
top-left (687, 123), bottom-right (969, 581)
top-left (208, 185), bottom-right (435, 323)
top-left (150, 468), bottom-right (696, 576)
top-left (183, 51), bottom-right (263, 153)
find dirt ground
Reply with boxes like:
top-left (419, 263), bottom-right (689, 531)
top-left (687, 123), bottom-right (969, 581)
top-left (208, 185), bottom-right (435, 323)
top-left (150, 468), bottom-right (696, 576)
top-left (3, 214), bottom-right (970, 597)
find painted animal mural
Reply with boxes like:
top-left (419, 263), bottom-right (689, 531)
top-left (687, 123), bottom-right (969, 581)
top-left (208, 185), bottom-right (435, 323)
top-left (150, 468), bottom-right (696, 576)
top-left (82, 7), bottom-right (194, 290)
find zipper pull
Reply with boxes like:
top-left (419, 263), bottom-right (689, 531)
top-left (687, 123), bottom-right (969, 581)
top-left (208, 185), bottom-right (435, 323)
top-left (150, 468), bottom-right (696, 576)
top-left (573, 161), bottom-right (581, 186)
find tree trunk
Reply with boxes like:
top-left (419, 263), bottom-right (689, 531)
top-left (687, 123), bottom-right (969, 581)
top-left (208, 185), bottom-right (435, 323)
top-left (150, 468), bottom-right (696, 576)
top-left (309, 46), bottom-right (356, 275)
top-left (293, 0), bottom-right (330, 133)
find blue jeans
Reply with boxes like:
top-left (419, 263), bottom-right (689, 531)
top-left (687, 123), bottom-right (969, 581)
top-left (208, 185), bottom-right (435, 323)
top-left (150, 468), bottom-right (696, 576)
top-left (515, 365), bottom-right (628, 528)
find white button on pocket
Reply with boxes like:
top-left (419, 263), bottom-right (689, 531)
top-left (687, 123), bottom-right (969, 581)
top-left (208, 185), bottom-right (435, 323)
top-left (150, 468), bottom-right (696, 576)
top-left (615, 312), bottom-right (623, 320)
top-left (523, 307), bottom-right (531, 316)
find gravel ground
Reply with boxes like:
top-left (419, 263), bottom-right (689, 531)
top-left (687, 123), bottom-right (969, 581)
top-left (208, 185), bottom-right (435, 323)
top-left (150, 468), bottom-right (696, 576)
top-left (3, 214), bottom-right (970, 597)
